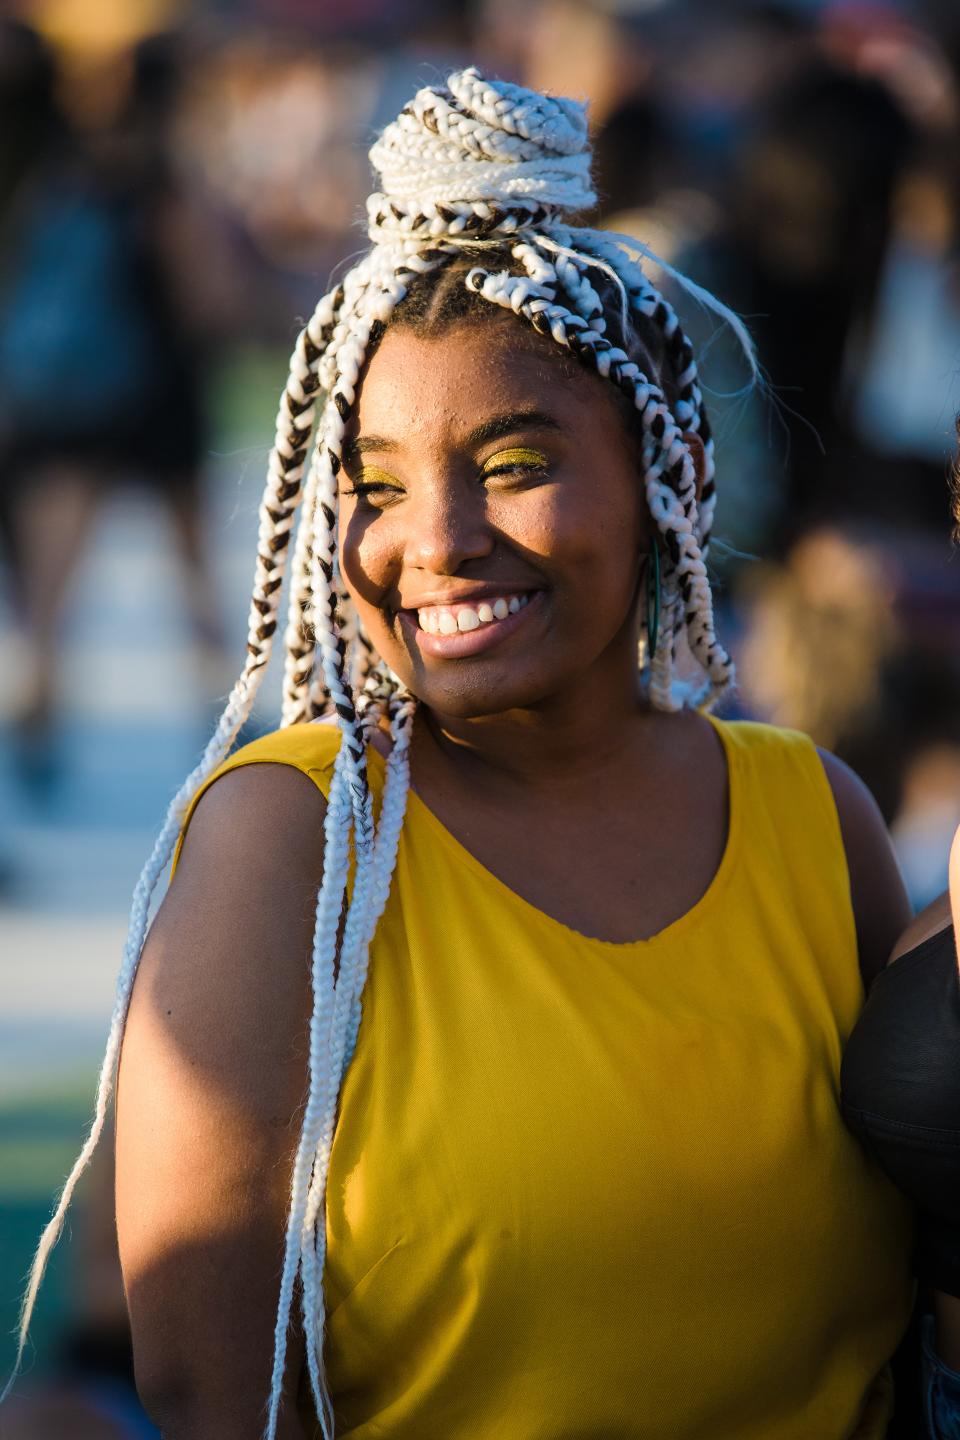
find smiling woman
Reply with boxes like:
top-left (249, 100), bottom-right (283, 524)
top-left (5, 68), bottom-right (929, 1440)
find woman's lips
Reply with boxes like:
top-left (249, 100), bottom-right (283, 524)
top-left (397, 590), bottom-right (544, 659)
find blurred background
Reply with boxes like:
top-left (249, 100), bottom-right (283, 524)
top-left (1, 0), bottom-right (959, 1432)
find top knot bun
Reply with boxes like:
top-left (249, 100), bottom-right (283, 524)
top-left (367, 67), bottom-right (595, 245)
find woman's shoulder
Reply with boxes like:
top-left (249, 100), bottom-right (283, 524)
top-left (201, 716), bottom-right (393, 790)
top-left (170, 721), bottom-right (341, 884)
top-left (713, 714), bottom-right (876, 821)
top-left (708, 713), bottom-right (828, 821)
top-left (710, 713), bottom-right (816, 760)
top-left (214, 718), bottom-right (344, 781)
top-left (712, 716), bottom-right (912, 984)
top-left (815, 746), bottom-right (912, 986)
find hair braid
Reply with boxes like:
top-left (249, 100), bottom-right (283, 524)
top-left (283, 247), bottom-right (459, 738)
top-left (296, 689), bottom-right (415, 1431)
top-left (280, 458), bottom-right (321, 725)
top-left (282, 263), bottom-right (396, 726)
top-left (270, 72), bottom-right (747, 1429)
top-left (264, 751), bottom-right (353, 1440)
top-left (567, 227), bottom-right (721, 547)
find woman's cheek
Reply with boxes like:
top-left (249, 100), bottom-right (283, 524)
top-left (487, 487), bottom-right (584, 563)
top-left (493, 487), bottom-right (638, 599)
top-left (339, 508), bottom-right (396, 613)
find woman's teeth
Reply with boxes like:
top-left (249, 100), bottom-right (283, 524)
top-left (416, 593), bottom-right (530, 635)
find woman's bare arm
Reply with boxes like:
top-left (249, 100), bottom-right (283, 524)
top-left (930, 831), bottom-right (960, 1367)
top-left (886, 886), bottom-right (953, 964)
top-left (817, 749), bottom-right (913, 986)
top-left (116, 762), bottom-right (329, 1439)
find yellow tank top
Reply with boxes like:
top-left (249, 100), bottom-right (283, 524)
top-left (177, 716), bottom-right (913, 1439)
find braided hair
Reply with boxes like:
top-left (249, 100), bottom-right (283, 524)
top-left (6, 68), bottom-right (753, 1438)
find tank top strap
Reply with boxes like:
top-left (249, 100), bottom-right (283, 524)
top-left (170, 721), bottom-right (370, 876)
top-left (711, 716), bottom-right (862, 1033)
top-left (712, 714), bottom-right (836, 829)
top-left (713, 718), bottom-right (847, 886)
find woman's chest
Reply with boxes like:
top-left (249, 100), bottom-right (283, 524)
top-left (326, 859), bottom-right (859, 1295)
top-left (322, 907), bottom-right (911, 1434)
top-left (405, 758), bottom-right (729, 945)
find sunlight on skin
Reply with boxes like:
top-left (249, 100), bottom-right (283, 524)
top-left (886, 890), bottom-right (953, 964)
top-left (930, 830), bottom-right (960, 1369)
top-left (117, 955), bottom-right (294, 1261)
top-left (951, 827), bottom-right (960, 969)
top-left (110, 757), bottom-right (324, 1437)
top-left (116, 977), bottom-right (308, 1435)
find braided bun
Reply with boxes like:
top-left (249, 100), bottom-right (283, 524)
top-left (367, 66), bottom-right (595, 245)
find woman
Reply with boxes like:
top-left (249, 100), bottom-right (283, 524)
top-left (6, 69), bottom-right (952, 1438)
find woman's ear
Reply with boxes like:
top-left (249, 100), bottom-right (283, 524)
top-left (684, 431), bottom-right (706, 504)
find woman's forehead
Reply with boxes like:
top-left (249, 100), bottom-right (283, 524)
top-left (351, 318), bottom-right (620, 448)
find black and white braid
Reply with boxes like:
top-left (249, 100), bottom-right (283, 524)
top-left (8, 68), bottom-right (754, 1440)
top-left (281, 288), bottom-right (347, 725)
top-left (571, 227), bottom-right (721, 544)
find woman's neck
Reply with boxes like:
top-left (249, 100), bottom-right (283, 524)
top-left (417, 664), bottom-right (659, 797)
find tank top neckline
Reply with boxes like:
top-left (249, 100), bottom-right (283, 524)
top-left (365, 712), bottom-right (742, 951)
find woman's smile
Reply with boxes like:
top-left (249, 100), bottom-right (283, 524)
top-left (398, 588), bottom-right (542, 658)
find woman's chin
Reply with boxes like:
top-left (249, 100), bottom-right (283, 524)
top-left (418, 680), bottom-right (549, 720)
top-left (386, 663), bottom-right (558, 721)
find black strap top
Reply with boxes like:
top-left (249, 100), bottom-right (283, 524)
top-left (841, 925), bottom-right (960, 1223)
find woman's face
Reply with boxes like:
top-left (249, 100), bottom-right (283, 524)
top-left (337, 315), bottom-right (652, 719)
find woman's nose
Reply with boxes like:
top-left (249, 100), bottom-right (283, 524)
top-left (403, 485), bottom-right (494, 574)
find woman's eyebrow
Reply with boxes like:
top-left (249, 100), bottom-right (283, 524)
top-left (343, 409), bottom-right (562, 466)
top-left (463, 409), bottom-right (563, 448)
top-left (342, 433), bottom-right (397, 464)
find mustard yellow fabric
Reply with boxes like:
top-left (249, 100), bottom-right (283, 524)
top-left (175, 717), bottom-right (914, 1439)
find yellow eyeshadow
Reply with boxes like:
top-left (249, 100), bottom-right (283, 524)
top-left (352, 465), bottom-right (400, 485)
top-left (482, 447), bottom-right (548, 470)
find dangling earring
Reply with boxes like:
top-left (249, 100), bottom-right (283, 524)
top-left (646, 539), bottom-right (661, 661)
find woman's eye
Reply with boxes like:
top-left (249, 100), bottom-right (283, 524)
top-left (345, 482), bottom-right (392, 498)
top-left (481, 447), bottom-right (550, 482)
top-left (341, 467), bottom-right (403, 505)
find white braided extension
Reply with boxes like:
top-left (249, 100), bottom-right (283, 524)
top-left (368, 67), bottom-right (594, 246)
top-left (281, 421), bottom-right (325, 724)
top-left (5, 67), bottom-right (754, 1439)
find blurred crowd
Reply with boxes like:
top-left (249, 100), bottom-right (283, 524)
top-left (2, 0), bottom-right (960, 1433)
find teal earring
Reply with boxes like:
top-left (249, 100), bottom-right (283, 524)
top-left (646, 540), bottom-right (661, 661)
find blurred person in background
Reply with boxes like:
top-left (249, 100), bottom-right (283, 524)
top-left (0, 20), bottom-right (59, 593)
top-left (836, 0), bottom-right (960, 534)
top-left (0, 23), bottom-right (225, 777)
top-left (737, 524), bottom-right (960, 909)
top-left (714, 14), bottom-right (916, 539)
top-left (728, 3), bottom-right (960, 912)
